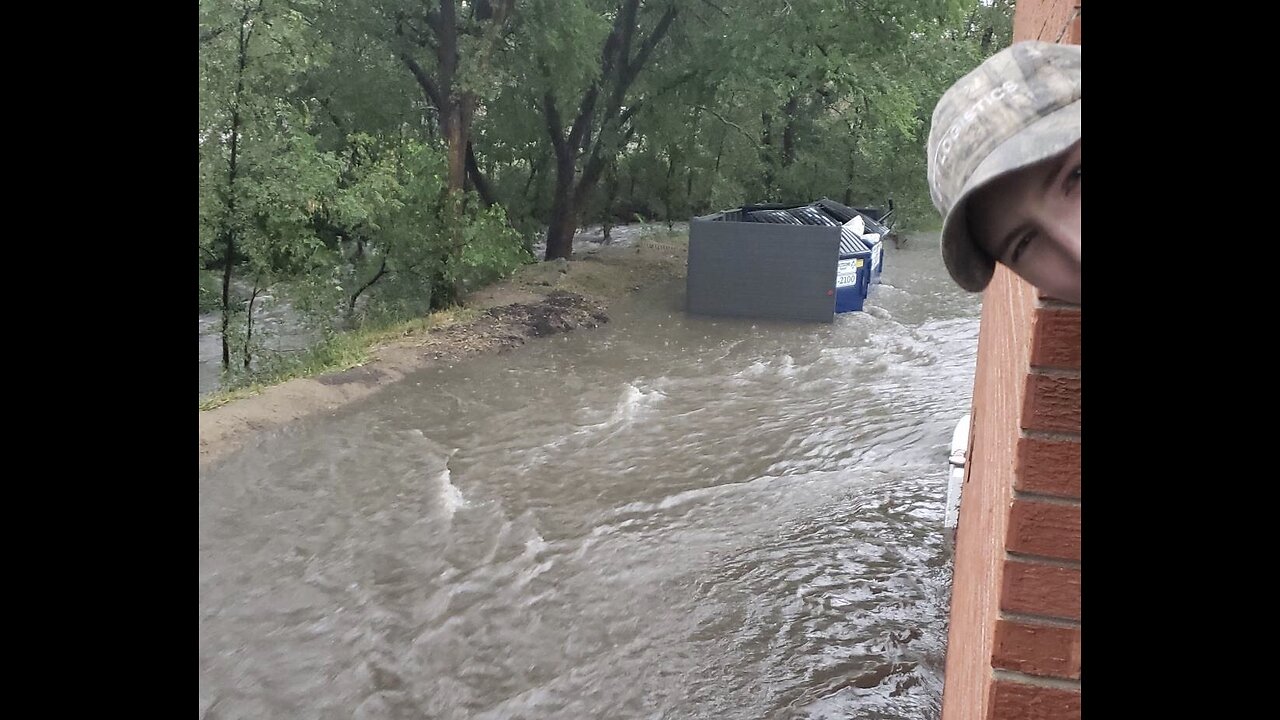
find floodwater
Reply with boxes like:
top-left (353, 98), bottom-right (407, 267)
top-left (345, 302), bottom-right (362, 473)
top-left (199, 231), bottom-right (982, 719)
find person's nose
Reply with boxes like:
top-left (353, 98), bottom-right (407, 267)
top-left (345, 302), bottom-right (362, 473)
top-left (1043, 200), bottom-right (1081, 264)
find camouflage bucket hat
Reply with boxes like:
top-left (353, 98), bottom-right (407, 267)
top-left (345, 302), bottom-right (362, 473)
top-left (926, 41), bottom-right (1081, 292)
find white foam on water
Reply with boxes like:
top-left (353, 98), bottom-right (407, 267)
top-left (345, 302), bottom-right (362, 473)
top-left (437, 466), bottom-right (468, 515)
top-left (779, 354), bottom-right (796, 376)
top-left (572, 382), bottom-right (667, 440)
top-left (428, 445), bottom-right (468, 520)
top-left (437, 465), bottom-right (468, 520)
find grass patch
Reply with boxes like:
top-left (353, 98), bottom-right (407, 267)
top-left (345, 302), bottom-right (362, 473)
top-left (199, 383), bottom-right (274, 411)
top-left (199, 306), bottom-right (484, 411)
top-left (359, 306), bottom-right (482, 348)
top-left (199, 331), bottom-right (369, 410)
top-left (200, 229), bottom-right (687, 413)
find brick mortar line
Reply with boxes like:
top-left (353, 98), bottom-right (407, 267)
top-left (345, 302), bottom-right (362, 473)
top-left (1013, 489), bottom-right (1081, 507)
top-left (992, 668), bottom-right (1081, 691)
top-left (1056, 7), bottom-right (1082, 44)
top-left (1030, 362), bottom-right (1081, 374)
top-left (1027, 366), bottom-right (1081, 379)
top-left (1006, 551), bottom-right (1081, 570)
top-left (999, 610), bottom-right (1081, 630)
top-left (1022, 429), bottom-right (1081, 442)
top-left (1035, 10), bottom-right (1052, 41)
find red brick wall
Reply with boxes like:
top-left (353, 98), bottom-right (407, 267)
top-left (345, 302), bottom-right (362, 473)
top-left (939, 3), bottom-right (1081, 719)
top-left (1012, 0), bottom-right (1081, 45)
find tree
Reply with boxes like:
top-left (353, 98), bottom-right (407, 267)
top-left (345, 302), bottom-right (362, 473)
top-left (198, 0), bottom-right (1012, 386)
top-left (200, 0), bottom-right (341, 370)
top-left (518, 0), bottom-right (680, 259)
top-left (377, 0), bottom-right (519, 199)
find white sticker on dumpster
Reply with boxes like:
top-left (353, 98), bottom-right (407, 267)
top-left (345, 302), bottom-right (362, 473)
top-left (837, 258), bottom-right (860, 287)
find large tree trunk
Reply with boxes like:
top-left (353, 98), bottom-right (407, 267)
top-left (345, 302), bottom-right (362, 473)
top-left (601, 161), bottom-right (619, 243)
top-left (761, 111), bottom-right (774, 199)
top-left (664, 147), bottom-right (677, 229)
top-left (436, 188), bottom-right (467, 307)
top-left (396, 0), bottom-right (511, 200)
top-left (545, 154), bottom-right (578, 260)
top-left (544, 201), bottom-right (577, 261)
top-left (443, 104), bottom-right (469, 193)
top-left (781, 95), bottom-right (799, 169)
top-left (220, 227), bottom-right (235, 370)
top-left (220, 1), bottom-right (261, 371)
top-left (540, 1), bottom-right (679, 260)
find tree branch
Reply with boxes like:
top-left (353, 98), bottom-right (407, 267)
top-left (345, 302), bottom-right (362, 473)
top-left (199, 25), bottom-right (228, 44)
top-left (240, 0), bottom-right (267, 48)
top-left (349, 255), bottom-right (391, 315)
top-left (615, 67), bottom-right (697, 132)
top-left (543, 90), bottom-right (567, 159)
top-left (400, 52), bottom-right (445, 112)
top-left (465, 141), bottom-right (496, 207)
top-left (614, 0), bottom-right (641, 80)
top-left (626, 4), bottom-right (678, 87)
top-left (695, 105), bottom-right (756, 145)
top-left (567, 88), bottom-right (600, 155)
top-left (404, 19), bottom-right (436, 51)
top-left (594, 0), bottom-right (635, 89)
top-left (618, 102), bottom-right (643, 130)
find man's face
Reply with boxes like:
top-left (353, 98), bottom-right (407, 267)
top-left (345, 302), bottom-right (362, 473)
top-left (967, 140), bottom-right (1081, 304)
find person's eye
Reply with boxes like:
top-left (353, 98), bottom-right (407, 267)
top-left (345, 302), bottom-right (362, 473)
top-left (1010, 230), bottom-right (1036, 264)
top-left (1064, 164), bottom-right (1081, 193)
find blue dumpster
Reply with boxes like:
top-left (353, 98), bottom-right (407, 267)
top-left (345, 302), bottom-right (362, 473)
top-left (818, 198), bottom-right (888, 283)
top-left (836, 227), bottom-right (873, 313)
top-left (768, 203), bottom-right (872, 313)
top-left (855, 211), bottom-right (890, 283)
top-left (686, 199), bottom-right (885, 322)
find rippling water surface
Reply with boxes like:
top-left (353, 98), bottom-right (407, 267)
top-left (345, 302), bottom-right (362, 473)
top-left (200, 232), bottom-right (982, 719)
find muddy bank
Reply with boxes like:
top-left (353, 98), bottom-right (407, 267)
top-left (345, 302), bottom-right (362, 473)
top-left (379, 290), bottom-right (611, 368)
top-left (199, 233), bottom-right (687, 467)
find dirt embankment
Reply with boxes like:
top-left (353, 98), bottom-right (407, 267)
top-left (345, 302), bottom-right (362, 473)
top-left (199, 233), bottom-right (688, 467)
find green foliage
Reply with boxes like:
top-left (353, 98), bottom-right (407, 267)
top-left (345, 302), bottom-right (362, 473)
top-left (449, 202), bottom-right (532, 295)
top-left (199, 0), bottom-right (1012, 387)
top-left (199, 269), bottom-right (223, 314)
top-left (210, 321), bottom-right (370, 402)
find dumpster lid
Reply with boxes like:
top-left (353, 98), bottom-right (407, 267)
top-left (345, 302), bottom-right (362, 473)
top-left (817, 197), bottom-right (892, 237)
top-left (746, 209), bottom-right (803, 224)
top-left (788, 205), bottom-right (841, 227)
